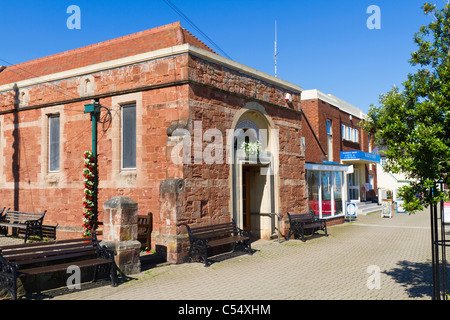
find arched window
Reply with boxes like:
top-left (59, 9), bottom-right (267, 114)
top-left (84, 79), bottom-right (92, 95)
top-left (234, 120), bottom-right (260, 151)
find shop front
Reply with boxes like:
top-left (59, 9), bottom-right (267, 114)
top-left (340, 151), bottom-right (380, 203)
top-left (306, 162), bottom-right (352, 222)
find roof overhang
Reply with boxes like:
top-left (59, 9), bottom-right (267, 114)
top-left (0, 44), bottom-right (303, 94)
top-left (305, 162), bottom-right (353, 172)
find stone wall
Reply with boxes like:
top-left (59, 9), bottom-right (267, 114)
top-left (0, 49), bottom-right (307, 264)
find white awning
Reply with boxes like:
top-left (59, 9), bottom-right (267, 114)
top-left (305, 162), bottom-right (353, 173)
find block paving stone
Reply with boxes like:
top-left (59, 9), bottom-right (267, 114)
top-left (0, 209), bottom-right (444, 300)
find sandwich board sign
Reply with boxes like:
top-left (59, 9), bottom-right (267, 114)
top-left (346, 202), bottom-right (357, 221)
top-left (382, 200), bottom-right (393, 218)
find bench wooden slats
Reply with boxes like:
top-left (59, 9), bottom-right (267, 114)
top-left (2, 238), bottom-right (93, 251)
top-left (5, 247), bottom-right (97, 267)
top-left (0, 234), bottom-right (119, 300)
top-left (18, 258), bottom-right (110, 277)
top-left (137, 213), bottom-right (152, 249)
top-left (188, 223), bottom-right (237, 239)
top-left (184, 219), bottom-right (252, 267)
top-left (286, 211), bottom-right (328, 242)
top-left (0, 237), bottom-right (84, 251)
top-left (207, 235), bottom-right (249, 247)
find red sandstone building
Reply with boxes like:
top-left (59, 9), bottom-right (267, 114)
top-left (301, 89), bottom-right (380, 224)
top-left (0, 22), bottom-right (306, 263)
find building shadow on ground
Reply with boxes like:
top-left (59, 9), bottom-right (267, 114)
top-left (9, 270), bottom-right (136, 300)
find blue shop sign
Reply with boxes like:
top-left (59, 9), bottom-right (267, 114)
top-left (340, 151), bottom-right (380, 163)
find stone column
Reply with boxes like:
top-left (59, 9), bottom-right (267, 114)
top-left (101, 196), bottom-right (141, 275)
top-left (155, 178), bottom-right (188, 264)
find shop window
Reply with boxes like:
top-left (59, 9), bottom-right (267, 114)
top-left (307, 169), bottom-right (345, 219)
top-left (334, 172), bottom-right (343, 215)
top-left (307, 171), bottom-right (320, 215)
top-left (321, 171), bottom-right (332, 217)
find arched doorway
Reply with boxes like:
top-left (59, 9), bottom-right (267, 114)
top-left (228, 103), bottom-right (280, 240)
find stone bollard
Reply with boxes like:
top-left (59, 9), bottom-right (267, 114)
top-left (101, 196), bottom-right (141, 275)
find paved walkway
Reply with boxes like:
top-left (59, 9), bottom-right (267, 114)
top-left (1, 209), bottom-right (443, 300)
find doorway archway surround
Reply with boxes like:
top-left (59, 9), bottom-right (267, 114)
top-left (228, 102), bottom-right (280, 240)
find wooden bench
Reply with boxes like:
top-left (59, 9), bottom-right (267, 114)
top-left (0, 208), bottom-right (46, 243)
top-left (137, 213), bottom-right (152, 250)
top-left (17, 224), bottom-right (57, 241)
top-left (0, 234), bottom-right (118, 300)
top-left (184, 219), bottom-right (252, 267)
top-left (286, 211), bottom-right (328, 242)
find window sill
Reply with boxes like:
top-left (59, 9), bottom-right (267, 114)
top-left (320, 214), bottom-right (345, 219)
top-left (44, 172), bottom-right (60, 186)
top-left (116, 169), bottom-right (137, 187)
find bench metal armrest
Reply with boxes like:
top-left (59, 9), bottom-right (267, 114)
top-left (315, 217), bottom-right (327, 224)
top-left (92, 234), bottom-right (116, 260)
top-left (231, 218), bottom-right (250, 237)
top-left (25, 220), bottom-right (37, 227)
top-left (192, 237), bottom-right (208, 247)
top-left (236, 227), bottom-right (250, 238)
top-left (0, 254), bottom-right (18, 282)
top-left (182, 224), bottom-right (208, 246)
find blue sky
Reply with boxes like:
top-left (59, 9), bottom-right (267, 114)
top-left (1, 0), bottom-right (432, 113)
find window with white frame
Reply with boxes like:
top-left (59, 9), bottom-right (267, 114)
top-left (307, 169), bottom-right (345, 218)
top-left (48, 115), bottom-right (60, 172)
top-left (341, 124), bottom-right (359, 143)
top-left (326, 119), bottom-right (332, 135)
top-left (353, 128), bottom-right (359, 143)
top-left (326, 119), bottom-right (333, 161)
top-left (121, 104), bottom-right (136, 169)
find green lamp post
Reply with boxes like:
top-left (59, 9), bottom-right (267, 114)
top-left (84, 99), bottom-right (101, 232)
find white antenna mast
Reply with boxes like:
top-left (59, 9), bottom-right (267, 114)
top-left (274, 20), bottom-right (278, 77)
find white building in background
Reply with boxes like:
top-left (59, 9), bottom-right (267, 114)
top-left (374, 147), bottom-right (413, 213)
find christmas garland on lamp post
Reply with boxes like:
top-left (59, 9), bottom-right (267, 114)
top-left (82, 151), bottom-right (96, 237)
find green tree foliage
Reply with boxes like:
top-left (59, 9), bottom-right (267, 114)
top-left (363, 2), bottom-right (450, 213)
